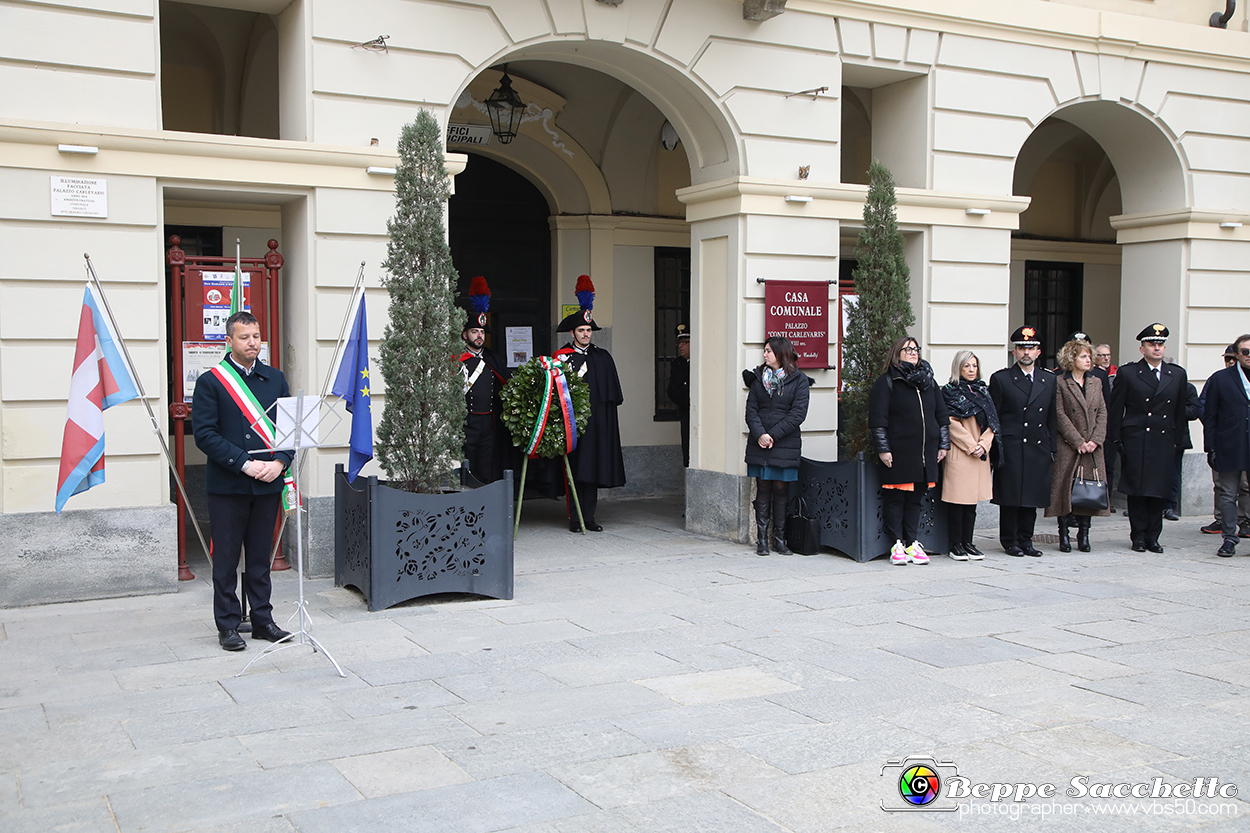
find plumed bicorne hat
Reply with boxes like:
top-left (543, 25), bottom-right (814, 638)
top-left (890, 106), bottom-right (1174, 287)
top-left (463, 276), bottom-right (491, 333)
top-left (556, 275), bottom-right (601, 332)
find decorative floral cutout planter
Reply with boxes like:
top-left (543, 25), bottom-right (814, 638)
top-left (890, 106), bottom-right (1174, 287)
top-left (334, 465), bottom-right (514, 610)
top-left (797, 455), bottom-right (949, 562)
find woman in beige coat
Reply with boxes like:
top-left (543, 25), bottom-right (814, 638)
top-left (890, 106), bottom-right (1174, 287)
top-left (1045, 339), bottom-right (1109, 552)
top-left (941, 351), bottom-right (998, 560)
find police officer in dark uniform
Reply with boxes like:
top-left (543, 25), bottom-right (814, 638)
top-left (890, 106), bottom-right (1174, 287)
top-left (1108, 323), bottom-right (1188, 553)
top-left (990, 325), bottom-right (1058, 556)
top-left (554, 275), bottom-right (626, 532)
top-left (460, 277), bottom-right (509, 484)
top-left (667, 324), bottom-right (691, 468)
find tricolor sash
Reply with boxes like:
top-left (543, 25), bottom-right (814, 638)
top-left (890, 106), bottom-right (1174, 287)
top-left (210, 360), bottom-right (300, 514)
top-left (524, 356), bottom-right (578, 458)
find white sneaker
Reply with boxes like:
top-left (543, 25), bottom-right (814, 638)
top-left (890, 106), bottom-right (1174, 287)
top-left (906, 543), bottom-right (930, 565)
top-left (890, 540), bottom-right (909, 565)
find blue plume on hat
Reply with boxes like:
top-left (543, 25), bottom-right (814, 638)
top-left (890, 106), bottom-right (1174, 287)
top-left (575, 274), bottom-right (595, 311)
top-left (469, 275), bottom-right (490, 314)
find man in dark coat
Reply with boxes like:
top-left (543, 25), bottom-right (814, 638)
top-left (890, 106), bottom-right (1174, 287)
top-left (554, 277), bottom-right (625, 532)
top-left (1200, 333), bottom-right (1250, 557)
top-left (1108, 323), bottom-right (1188, 553)
top-left (460, 281), bottom-right (510, 484)
top-left (192, 311), bottom-right (293, 651)
top-left (667, 325), bottom-right (691, 467)
top-left (990, 325), bottom-right (1057, 557)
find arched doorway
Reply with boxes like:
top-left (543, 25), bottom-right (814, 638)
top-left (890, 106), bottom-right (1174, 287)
top-left (449, 154), bottom-right (552, 357)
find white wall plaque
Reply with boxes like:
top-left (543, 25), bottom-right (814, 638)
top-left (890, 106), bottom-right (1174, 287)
top-left (446, 123), bottom-right (493, 146)
top-left (50, 176), bottom-right (107, 218)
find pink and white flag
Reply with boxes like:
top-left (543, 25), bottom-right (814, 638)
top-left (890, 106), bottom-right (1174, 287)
top-left (55, 283), bottom-right (140, 512)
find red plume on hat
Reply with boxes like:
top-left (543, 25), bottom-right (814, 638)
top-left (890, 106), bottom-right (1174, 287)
top-left (575, 275), bottom-right (595, 311)
top-left (469, 276), bottom-right (491, 314)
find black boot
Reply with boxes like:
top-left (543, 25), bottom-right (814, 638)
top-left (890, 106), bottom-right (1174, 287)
top-left (1076, 515), bottom-right (1091, 552)
top-left (771, 493), bottom-right (794, 555)
top-left (1057, 515), bottom-right (1072, 552)
top-left (753, 494), bottom-right (770, 556)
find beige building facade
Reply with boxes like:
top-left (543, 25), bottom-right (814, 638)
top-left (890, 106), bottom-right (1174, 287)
top-left (2, 0), bottom-right (1248, 603)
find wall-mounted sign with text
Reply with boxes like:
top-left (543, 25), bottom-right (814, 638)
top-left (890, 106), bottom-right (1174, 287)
top-left (446, 123), bottom-right (493, 146)
top-left (50, 176), bottom-right (107, 218)
top-left (763, 279), bottom-right (830, 369)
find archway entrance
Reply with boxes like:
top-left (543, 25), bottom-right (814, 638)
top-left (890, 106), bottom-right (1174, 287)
top-left (449, 154), bottom-right (552, 358)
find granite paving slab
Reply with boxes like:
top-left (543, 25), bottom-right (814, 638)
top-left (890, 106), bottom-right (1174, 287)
top-left (330, 744), bottom-right (474, 798)
top-left (635, 666), bottom-right (801, 706)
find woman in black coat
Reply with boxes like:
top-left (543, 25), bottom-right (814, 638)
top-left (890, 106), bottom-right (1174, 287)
top-left (869, 335), bottom-right (950, 565)
top-left (744, 337), bottom-right (812, 555)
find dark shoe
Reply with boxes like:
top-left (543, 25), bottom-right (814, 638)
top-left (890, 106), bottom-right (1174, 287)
top-left (1004, 546), bottom-right (1024, 557)
top-left (770, 494), bottom-right (793, 554)
top-left (252, 622), bottom-right (291, 643)
top-left (1240, 524), bottom-right (1250, 539)
top-left (585, 523), bottom-right (604, 532)
top-left (963, 542), bottom-right (983, 557)
top-left (948, 542), bottom-right (969, 561)
top-left (1122, 510), bottom-right (1130, 517)
top-left (1131, 542), bottom-right (1147, 552)
top-left (218, 629), bottom-right (245, 651)
top-left (1076, 517), bottom-right (1091, 553)
top-left (1218, 541), bottom-right (1237, 557)
top-left (1163, 509), bottom-right (1180, 521)
top-left (754, 494), bottom-right (771, 556)
top-left (1057, 518), bottom-right (1071, 553)
top-left (1201, 521), bottom-right (1223, 534)
top-left (1146, 543), bottom-right (1164, 554)
top-left (1021, 545), bottom-right (1043, 557)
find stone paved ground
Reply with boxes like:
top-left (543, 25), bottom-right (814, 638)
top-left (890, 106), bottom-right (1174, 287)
top-left (2, 497), bottom-right (1249, 832)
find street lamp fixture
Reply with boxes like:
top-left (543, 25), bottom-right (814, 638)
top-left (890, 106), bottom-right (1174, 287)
top-left (486, 68), bottom-right (526, 145)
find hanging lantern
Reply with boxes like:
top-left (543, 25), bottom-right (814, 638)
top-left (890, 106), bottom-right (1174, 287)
top-left (485, 69), bottom-right (526, 145)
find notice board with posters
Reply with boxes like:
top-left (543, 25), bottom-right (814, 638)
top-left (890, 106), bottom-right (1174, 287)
top-left (763, 279), bottom-right (831, 369)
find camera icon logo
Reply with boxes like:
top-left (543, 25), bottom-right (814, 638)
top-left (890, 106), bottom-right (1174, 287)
top-left (881, 756), bottom-right (960, 812)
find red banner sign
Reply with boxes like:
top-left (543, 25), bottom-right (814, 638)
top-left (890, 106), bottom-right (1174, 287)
top-left (764, 280), bottom-right (829, 369)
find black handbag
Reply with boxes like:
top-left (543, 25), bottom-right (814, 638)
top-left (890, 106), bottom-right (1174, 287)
top-left (786, 498), bottom-right (822, 555)
top-left (1070, 462), bottom-right (1109, 514)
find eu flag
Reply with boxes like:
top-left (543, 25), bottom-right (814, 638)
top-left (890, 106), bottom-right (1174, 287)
top-left (331, 294), bottom-right (373, 482)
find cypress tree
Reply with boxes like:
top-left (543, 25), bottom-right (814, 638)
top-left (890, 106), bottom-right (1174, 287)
top-left (375, 110), bottom-right (466, 493)
top-left (840, 160), bottom-right (915, 457)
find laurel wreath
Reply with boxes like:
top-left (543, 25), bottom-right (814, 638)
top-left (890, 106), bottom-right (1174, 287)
top-left (501, 356), bottom-right (591, 459)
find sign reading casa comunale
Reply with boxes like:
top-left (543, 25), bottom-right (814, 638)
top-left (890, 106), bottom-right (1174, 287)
top-left (763, 279), bottom-right (830, 369)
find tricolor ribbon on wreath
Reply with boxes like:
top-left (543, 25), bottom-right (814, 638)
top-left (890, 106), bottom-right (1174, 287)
top-left (523, 356), bottom-right (579, 458)
top-left (210, 359), bottom-right (301, 514)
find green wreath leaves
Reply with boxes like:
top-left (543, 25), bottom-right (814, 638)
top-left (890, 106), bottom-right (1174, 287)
top-left (501, 356), bottom-right (592, 459)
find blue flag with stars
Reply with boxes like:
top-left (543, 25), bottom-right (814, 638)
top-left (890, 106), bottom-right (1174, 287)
top-left (331, 293), bottom-right (373, 482)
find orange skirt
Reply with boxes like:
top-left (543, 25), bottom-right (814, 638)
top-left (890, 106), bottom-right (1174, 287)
top-left (881, 482), bottom-right (935, 492)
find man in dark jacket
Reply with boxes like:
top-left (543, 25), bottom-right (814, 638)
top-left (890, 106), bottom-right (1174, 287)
top-left (667, 325), bottom-right (691, 468)
top-left (1108, 323), bottom-right (1188, 553)
top-left (1200, 332), bottom-right (1250, 557)
top-left (192, 311), bottom-right (293, 651)
top-left (990, 325), bottom-right (1057, 557)
top-left (460, 293), bottom-right (510, 484)
top-left (554, 278), bottom-right (625, 532)
top-left (1199, 345), bottom-right (1250, 538)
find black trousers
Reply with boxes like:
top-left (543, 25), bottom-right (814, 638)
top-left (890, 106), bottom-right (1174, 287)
top-left (945, 503), bottom-right (977, 546)
top-left (570, 481), bottom-right (599, 526)
top-left (678, 409), bottom-right (690, 468)
top-left (1127, 495), bottom-right (1166, 547)
top-left (883, 486), bottom-right (926, 545)
top-left (464, 412), bottom-right (496, 484)
top-left (999, 505), bottom-right (1037, 549)
top-left (208, 492), bottom-right (281, 632)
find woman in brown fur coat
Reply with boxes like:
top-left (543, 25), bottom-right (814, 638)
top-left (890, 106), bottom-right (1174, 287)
top-left (1045, 338), bottom-right (1110, 552)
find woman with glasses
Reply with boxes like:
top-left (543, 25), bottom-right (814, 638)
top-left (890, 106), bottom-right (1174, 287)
top-left (940, 351), bottom-right (998, 560)
top-left (869, 336), bottom-right (950, 564)
top-left (744, 336), bottom-right (813, 555)
top-left (1045, 337), bottom-right (1110, 551)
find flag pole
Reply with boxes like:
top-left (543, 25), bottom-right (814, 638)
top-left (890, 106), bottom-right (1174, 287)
top-left (268, 261), bottom-right (368, 566)
top-left (83, 254), bottom-right (213, 563)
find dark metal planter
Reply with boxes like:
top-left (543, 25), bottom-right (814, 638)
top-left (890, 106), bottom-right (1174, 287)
top-left (797, 455), bottom-right (948, 562)
top-left (334, 465), bottom-right (515, 611)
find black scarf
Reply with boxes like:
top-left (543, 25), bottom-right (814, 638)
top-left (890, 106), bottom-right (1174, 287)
top-left (896, 359), bottom-right (934, 391)
top-left (941, 378), bottom-right (1000, 435)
